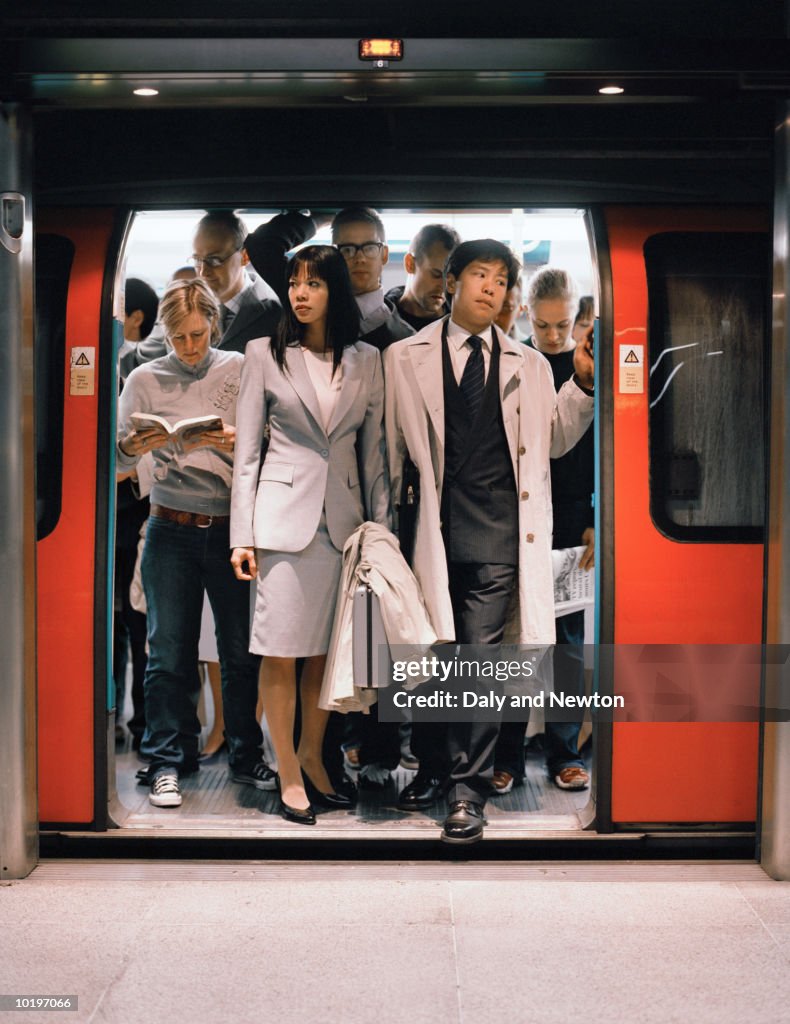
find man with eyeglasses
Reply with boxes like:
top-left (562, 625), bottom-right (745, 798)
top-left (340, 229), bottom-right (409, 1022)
top-left (189, 210), bottom-right (280, 354)
top-left (245, 206), bottom-right (414, 351)
top-left (331, 206), bottom-right (414, 350)
top-left (121, 211), bottom-right (281, 378)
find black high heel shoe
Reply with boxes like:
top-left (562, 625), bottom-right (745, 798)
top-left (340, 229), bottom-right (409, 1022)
top-left (280, 799), bottom-right (316, 826)
top-left (301, 768), bottom-right (355, 809)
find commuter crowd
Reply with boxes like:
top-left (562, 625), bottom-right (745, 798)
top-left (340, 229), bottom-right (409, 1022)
top-left (116, 207), bottom-right (595, 843)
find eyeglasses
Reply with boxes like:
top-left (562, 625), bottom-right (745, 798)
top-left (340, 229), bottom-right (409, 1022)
top-left (336, 241), bottom-right (384, 260)
top-left (188, 245), bottom-right (242, 270)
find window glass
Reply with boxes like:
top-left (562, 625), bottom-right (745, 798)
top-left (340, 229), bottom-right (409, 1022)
top-left (35, 233), bottom-right (74, 540)
top-left (646, 232), bottom-right (767, 540)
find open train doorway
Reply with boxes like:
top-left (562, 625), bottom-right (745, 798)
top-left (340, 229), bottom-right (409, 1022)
top-left (108, 205), bottom-right (598, 839)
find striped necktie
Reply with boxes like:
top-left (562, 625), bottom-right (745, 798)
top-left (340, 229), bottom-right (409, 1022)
top-left (460, 334), bottom-right (485, 417)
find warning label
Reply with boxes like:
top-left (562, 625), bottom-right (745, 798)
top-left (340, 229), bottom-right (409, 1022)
top-left (70, 346), bottom-right (95, 396)
top-left (619, 344), bottom-right (644, 394)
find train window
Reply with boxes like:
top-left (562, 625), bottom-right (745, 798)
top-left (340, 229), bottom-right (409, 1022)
top-left (36, 233), bottom-right (74, 540)
top-left (645, 232), bottom-right (767, 542)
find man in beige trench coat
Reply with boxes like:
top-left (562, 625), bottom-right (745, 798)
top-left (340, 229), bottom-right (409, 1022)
top-left (384, 239), bottom-right (594, 843)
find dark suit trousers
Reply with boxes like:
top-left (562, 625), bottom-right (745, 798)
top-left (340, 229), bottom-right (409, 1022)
top-left (411, 561), bottom-right (517, 805)
top-left (495, 500), bottom-right (590, 778)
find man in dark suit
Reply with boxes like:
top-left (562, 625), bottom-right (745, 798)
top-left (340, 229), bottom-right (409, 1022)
top-left (121, 211), bottom-right (281, 377)
top-left (384, 239), bottom-right (595, 844)
top-left (190, 210), bottom-right (281, 353)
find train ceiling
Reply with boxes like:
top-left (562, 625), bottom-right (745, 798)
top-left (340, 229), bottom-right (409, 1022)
top-left (2, 1), bottom-right (788, 40)
top-left (3, 2), bottom-right (789, 205)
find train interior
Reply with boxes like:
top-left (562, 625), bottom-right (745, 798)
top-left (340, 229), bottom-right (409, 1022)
top-left (109, 206), bottom-right (597, 838)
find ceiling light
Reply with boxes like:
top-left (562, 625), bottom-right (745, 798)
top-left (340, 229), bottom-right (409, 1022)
top-left (133, 87), bottom-right (159, 97)
top-left (599, 85), bottom-right (624, 95)
top-left (359, 39), bottom-right (404, 61)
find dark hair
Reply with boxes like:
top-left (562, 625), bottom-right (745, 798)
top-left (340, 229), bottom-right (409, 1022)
top-left (331, 206), bottom-right (386, 244)
top-left (124, 278), bottom-right (159, 340)
top-left (410, 223), bottom-right (461, 262)
top-left (196, 209), bottom-right (248, 250)
top-left (445, 239), bottom-right (521, 291)
top-left (273, 245), bottom-right (361, 375)
top-left (575, 295), bottom-right (595, 323)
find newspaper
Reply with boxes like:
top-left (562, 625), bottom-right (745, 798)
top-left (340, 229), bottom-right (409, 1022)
top-left (552, 545), bottom-right (595, 618)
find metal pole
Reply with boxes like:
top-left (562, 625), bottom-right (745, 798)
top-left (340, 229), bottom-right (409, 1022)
top-left (0, 102), bottom-right (38, 878)
top-left (762, 100), bottom-right (790, 880)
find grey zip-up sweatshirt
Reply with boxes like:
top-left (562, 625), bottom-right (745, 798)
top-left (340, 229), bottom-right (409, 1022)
top-left (117, 348), bottom-right (244, 516)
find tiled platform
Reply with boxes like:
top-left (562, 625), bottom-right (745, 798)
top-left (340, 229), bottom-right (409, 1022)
top-left (1, 860), bottom-right (788, 1024)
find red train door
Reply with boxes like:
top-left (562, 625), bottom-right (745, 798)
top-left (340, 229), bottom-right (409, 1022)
top-left (601, 206), bottom-right (768, 827)
top-left (36, 207), bottom-right (121, 826)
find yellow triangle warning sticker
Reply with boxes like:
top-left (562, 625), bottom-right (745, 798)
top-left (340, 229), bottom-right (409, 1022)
top-left (74, 352), bottom-right (91, 366)
top-left (619, 343), bottom-right (644, 394)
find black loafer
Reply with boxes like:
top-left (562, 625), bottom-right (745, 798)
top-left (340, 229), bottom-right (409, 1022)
top-left (441, 800), bottom-right (486, 844)
top-left (398, 771), bottom-right (447, 811)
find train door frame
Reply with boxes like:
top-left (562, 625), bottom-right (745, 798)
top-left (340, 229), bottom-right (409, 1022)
top-left (586, 207), bottom-right (614, 832)
top-left (99, 203), bottom-right (606, 836)
top-left (0, 102), bottom-right (37, 879)
top-left (100, 209), bottom-right (137, 828)
top-left (761, 99), bottom-right (790, 880)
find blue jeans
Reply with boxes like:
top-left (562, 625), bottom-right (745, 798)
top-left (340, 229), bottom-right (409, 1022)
top-left (140, 515), bottom-right (262, 775)
top-left (544, 610), bottom-right (587, 776)
top-left (493, 612), bottom-right (587, 779)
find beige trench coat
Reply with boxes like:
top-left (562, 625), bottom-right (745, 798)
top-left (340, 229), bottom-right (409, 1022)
top-left (320, 522), bottom-right (438, 713)
top-left (383, 319), bottom-right (594, 646)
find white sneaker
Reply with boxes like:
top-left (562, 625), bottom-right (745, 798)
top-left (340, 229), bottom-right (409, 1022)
top-left (149, 770), bottom-right (182, 807)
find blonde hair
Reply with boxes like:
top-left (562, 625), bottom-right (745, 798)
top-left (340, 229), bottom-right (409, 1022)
top-left (526, 266), bottom-right (579, 315)
top-left (159, 278), bottom-right (220, 343)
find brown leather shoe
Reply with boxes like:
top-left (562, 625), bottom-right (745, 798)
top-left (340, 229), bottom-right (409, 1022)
top-left (492, 770), bottom-right (515, 794)
top-left (554, 766), bottom-right (590, 790)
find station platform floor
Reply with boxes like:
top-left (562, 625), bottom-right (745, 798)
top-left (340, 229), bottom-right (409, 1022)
top-left (1, 859), bottom-right (789, 1023)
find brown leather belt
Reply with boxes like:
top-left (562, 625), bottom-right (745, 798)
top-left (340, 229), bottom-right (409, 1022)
top-left (151, 504), bottom-right (230, 528)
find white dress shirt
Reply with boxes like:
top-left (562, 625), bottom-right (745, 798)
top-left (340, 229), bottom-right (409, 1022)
top-left (445, 318), bottom-right (494, 385)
